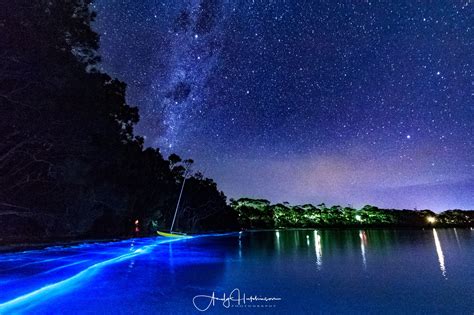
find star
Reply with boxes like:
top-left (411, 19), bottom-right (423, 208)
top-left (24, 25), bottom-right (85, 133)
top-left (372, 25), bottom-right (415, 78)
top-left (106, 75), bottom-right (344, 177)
top-left (93, 0), bottom-right (474, 211)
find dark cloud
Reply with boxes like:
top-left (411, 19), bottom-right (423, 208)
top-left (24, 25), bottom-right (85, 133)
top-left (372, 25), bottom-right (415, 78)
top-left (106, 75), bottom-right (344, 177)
top-left (195, 0), bottom-right (220, 34)
top-left (174, 10), bottom-right (191, 33)
top-left (167, 82), bottom-right (192, 103)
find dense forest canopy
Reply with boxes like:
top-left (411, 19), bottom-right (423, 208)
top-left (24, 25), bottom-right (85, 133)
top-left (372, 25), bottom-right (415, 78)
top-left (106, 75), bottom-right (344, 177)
top-left (0, 0), bottom-right (237, 243)
top-left (231, 198), bottom-right (474, 228)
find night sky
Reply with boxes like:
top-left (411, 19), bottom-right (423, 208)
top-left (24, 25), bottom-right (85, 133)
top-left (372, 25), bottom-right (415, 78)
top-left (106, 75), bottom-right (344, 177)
top-left (92, 1), bottom-right (473, 211)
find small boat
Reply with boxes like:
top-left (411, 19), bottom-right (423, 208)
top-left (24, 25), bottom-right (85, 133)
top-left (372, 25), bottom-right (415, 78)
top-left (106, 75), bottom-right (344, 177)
top-left (157, 231), bottom-right (187, 237)
top-left (157, 161), bottom-right (191, 238)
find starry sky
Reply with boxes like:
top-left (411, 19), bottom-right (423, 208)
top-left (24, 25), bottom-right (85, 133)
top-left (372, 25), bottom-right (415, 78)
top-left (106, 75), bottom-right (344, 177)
top-left (92, 1), bottom-right (474, 211)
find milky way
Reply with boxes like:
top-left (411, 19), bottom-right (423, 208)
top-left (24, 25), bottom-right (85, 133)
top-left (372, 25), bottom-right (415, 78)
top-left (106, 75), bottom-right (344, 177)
top-left (143, 0), bottom-right (236, 150)
top-left (93, 0), bottom-right (236, 150)
top-left (93, 1), bottom-right (473, 211)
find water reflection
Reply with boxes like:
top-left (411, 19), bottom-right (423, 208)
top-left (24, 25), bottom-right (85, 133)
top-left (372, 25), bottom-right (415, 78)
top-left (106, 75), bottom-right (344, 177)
top-left (314, 230), bottom-right (322, 270)
top-left (238, 232), bottom-right (242, 260)
top-left (127, 240), bottom-right (136, 275)
top-left (168, 243), bottom-right (175, 274)
top-left (359, 230), bottom-right (367, 270)
top-left (453, 228), bottom-right (461, 249)
top-left (254, 229), bottom-right (470, 280)
top-left (275, 230), bottom-right (281, 253)
top-left (432, 229), bottom-right (447, 279)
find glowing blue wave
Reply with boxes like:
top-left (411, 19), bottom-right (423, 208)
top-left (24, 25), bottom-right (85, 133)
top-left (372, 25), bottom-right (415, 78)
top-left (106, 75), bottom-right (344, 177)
top-left (0, 237), bottom-right (190, 313)
top-left (0, 232), bottom-right (237, 313)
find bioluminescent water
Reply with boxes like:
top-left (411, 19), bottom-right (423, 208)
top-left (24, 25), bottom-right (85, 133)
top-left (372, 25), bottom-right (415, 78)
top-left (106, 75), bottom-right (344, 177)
top-left (0, 229), bottom-right (473, 314)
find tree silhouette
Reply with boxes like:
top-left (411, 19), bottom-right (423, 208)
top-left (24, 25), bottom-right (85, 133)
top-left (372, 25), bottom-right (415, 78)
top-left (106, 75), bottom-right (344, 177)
top-left (0, 1), bottom-right (237, 242)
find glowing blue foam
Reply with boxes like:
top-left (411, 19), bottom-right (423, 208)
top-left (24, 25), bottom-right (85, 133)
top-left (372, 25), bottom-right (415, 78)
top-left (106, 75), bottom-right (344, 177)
top-left (0, 236), bottom-right (190, 313)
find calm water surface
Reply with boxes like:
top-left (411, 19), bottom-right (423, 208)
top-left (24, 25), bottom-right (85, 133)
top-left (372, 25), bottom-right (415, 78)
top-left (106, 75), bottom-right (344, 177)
top-left (0, 229), bottom-right (473, 314)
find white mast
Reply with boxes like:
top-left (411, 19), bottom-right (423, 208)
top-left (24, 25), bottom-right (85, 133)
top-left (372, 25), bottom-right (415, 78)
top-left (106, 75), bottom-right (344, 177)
top-left (170, 163), bottom-right (189, 233)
